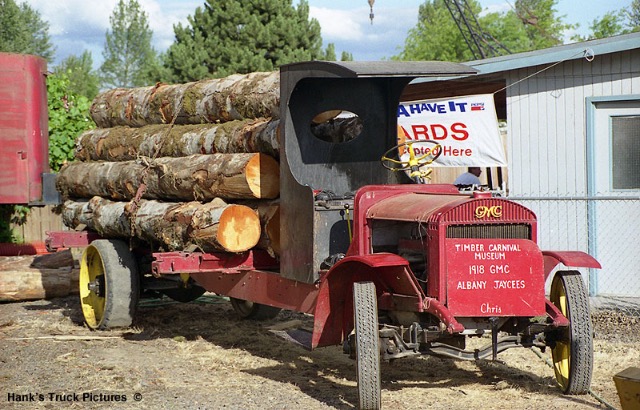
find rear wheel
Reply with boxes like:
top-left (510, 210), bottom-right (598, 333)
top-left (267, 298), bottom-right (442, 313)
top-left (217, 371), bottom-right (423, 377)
top-left (79, 239), bottom-right (139, 329)
top-left (229, 298), bottom-right (281, 320)
top-left (549, 270), bottom-right (593, 394)
top-left (353, 281), bottom-right (381, 410)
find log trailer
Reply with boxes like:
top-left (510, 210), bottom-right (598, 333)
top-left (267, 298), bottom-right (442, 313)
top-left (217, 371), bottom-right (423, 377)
top-left (46, 61), bottom-right (601, 409)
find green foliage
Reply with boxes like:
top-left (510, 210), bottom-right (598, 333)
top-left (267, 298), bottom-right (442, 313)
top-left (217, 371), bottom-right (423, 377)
top-left (47, 73), bottom-right (94, 172)
top-left (322, 43), bottom-right (352, 62)
top-left (395, 0), bottom-right (576, 62)
top-left (165, 0), bottom-right (323, 82)
top-left (100, 0), bottom-right (159, 88)
top-left (513, 0), bottom-right (575, 49)
top-left (0, 0), bottom-right (55, 61)
top-left (572, 11), bottom-right (629, 42)
top-left (55, 51), bottom-right (101, 100)
top-left (393, 0), bottom-right (477, 62)
top-left (139, 51), bottom-right (173, 84)
top-left (628, 0), bottom-right (640, 31)
top-left (324, 43), bottom-right (337, 61)
top-left (0, 204), bottom-right (29, 243)
top-left (341, 51), bottom-right (354, 62)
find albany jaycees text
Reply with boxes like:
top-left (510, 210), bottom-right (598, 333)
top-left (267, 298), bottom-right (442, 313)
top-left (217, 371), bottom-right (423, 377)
top-left (7, 391), bottom-right (141, 402)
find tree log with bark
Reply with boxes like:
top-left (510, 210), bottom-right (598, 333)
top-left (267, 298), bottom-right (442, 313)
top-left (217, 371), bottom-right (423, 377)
top-left (74, 118), bottom-right (280, 161)
top-left (0, 267), bottom-right (78, 302)
top-left (62, 197), bottom-right (261, 253)
top-left (0, 255), bottom-right (78, 302)
top-left (90, 71), bottom-right (279, 128)
top-left (240, 201), bottom-right (280, 257)
top-left (56, 153), bottom-right (280, 201)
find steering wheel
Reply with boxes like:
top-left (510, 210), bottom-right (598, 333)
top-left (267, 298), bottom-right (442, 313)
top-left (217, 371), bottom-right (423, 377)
top-left (381, 140), bottom-right (442, 172)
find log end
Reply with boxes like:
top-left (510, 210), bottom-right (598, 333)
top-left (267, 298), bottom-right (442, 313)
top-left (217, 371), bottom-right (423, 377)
top-left (218, 205), bottom-right (261, 253)
top-left (246, 153), bottom-right (280, 199)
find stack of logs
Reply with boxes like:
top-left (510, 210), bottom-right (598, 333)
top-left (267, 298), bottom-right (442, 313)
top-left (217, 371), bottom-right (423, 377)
top-left (57, 71), bottom-right (283, 256)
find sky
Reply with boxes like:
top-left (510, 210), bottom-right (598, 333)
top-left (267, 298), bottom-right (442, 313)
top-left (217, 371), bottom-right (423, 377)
top-left (23, 0), bottom-right (634, 69)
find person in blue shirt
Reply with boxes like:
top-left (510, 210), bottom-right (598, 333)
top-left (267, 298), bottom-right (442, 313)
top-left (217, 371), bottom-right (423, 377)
top-left (454, 167), bottom-right (482, 186)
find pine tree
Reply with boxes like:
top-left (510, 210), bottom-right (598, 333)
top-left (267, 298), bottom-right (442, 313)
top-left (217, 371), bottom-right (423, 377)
top-left (0, 0), bottom-right (55, 61)
top-left (324, 43), bottom-right (337, 61)
top-left (100, 0), bottom-right (158, 88)
top-left (165, 0), bottom-right (323, 82)
top-left (340, 51), bottom-right (354, 61)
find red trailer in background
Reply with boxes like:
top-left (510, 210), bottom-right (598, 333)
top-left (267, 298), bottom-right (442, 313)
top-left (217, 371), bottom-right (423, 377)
top-left (0, 52), bottom-right (55, 205)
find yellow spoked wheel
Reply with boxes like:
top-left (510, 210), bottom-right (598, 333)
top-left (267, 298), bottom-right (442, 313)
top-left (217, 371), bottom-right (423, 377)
top-left (380, 141), bottom-right (442, 171)
top-left (79, 239), bottom-right (139, 330)
top-left (549, 271), bottom-right (593, 395)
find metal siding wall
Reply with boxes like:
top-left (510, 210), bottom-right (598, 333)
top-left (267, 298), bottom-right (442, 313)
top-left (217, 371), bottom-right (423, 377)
top-left (508, 52), bottom-right (637, 197)
top-left (507, 64), bottom-right (586, 197)
top-left (506, 50), bottom-right (640, 298)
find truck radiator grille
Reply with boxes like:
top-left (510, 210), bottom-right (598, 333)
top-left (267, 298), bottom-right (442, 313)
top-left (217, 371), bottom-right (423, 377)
top-left (446, 224), bottom-right (531, 240)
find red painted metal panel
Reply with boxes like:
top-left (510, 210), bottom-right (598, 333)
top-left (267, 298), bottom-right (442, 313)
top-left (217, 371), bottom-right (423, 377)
top-left (367, 193), bottom-right (537, 226)
top-left (445, 238), bottom-right (546, 316)
top-left (45, 231), bottom-right (101, 250)
top-left (433, 197), bottom-right (537, 225)
top-left (366, 192), bottom-right (468, 222)
top-left (311, 254), bottom-right (418, 348)
top-left (0, 53), bottom-right (49, 204)
top-left (348, 184), bottom-right (462, 256)
top-left (545, 299), bottom-right (570, 327)
top-left (189, 269), bottom-right (318, 314)
top-left (542, 250), bottom-right (602, 277)
top-left (151, 250), bottom-right (279, 275)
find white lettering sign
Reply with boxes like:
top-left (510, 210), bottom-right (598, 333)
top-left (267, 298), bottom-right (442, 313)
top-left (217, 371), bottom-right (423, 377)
top-left (397, 94), bottom-right (507, 167)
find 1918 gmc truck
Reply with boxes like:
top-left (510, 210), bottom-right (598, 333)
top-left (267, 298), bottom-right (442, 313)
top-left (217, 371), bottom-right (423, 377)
top-left (46, 61), bottom-right (600, 409)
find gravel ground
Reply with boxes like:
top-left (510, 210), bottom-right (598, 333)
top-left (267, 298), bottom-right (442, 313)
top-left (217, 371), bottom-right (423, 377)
top-left (0, 291), bottom-right (638, 410)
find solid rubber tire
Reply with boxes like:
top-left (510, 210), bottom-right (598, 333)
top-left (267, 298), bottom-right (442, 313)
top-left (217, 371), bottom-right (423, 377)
top-left (79, 239), bottom-right (139, 329)
top-left (550, 270), bottom-right (593, 394)
top-left (353, 281), bottom-right (381, 410)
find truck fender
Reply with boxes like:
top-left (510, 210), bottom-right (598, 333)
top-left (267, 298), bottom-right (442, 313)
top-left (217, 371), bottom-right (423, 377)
top-left (542, 250), bottom-right (601, 279)
top-left (311, 253), bottom-right (416, 349)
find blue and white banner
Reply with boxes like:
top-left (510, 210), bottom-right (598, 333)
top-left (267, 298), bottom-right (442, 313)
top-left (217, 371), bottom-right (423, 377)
top-left (397, 94), bottom-right (507, 167)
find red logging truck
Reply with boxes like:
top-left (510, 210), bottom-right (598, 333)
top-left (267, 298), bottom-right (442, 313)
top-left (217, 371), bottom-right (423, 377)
top-left (42, 61), bottom-right (599, 409)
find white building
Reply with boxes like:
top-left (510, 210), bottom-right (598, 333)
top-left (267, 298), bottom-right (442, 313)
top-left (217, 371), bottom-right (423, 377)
top-left (407, 32), bottom-right (640, 301)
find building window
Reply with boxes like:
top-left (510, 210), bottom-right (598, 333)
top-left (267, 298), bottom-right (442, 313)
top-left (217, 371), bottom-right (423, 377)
top-left (611, 115), bottom-right (640, 190)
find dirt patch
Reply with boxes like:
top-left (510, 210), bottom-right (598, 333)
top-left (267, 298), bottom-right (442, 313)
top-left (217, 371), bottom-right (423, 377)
top-left (0, 256), bottom-right (637, 409)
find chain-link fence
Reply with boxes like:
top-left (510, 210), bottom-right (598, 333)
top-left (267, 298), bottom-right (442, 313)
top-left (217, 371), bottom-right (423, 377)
top-left (512, 196), bottom-right (640, 316)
